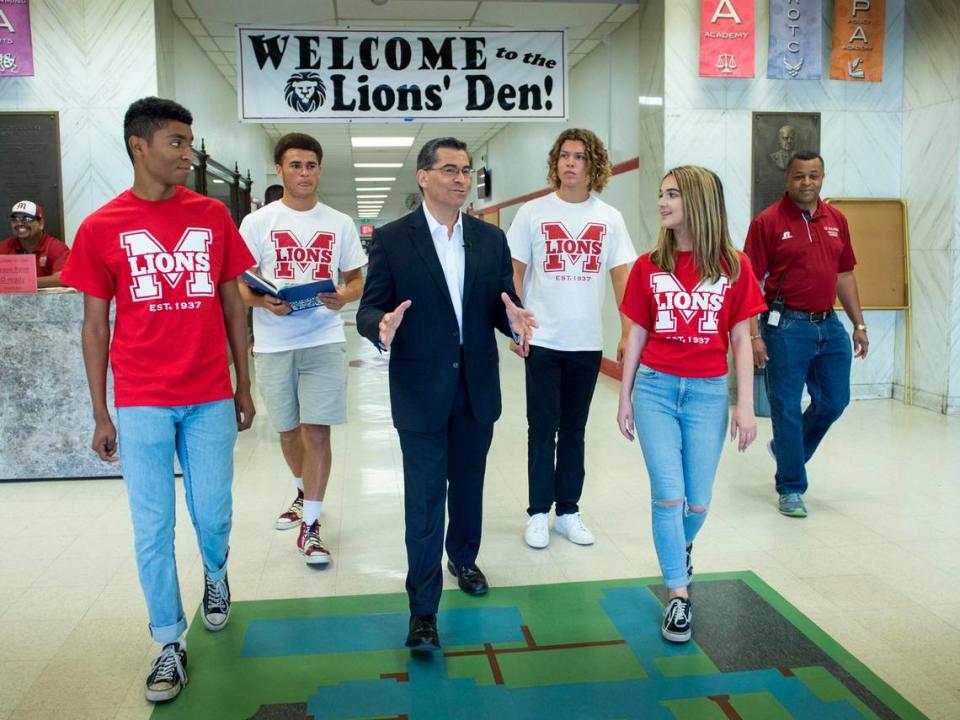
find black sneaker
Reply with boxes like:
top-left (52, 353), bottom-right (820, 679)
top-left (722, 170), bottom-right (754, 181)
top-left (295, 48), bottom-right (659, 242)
top-left (685, 543), bottom-right (693, 582)
top-left (661, 597), bottom-right (692, 643)
top-left (145, 641), bottom-right (188, 702)
top-left (202, 573), bottom-right (231, 631)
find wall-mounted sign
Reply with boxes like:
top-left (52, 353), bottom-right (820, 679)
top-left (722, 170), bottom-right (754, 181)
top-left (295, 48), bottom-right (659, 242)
top-left (699, 0), bottom-right (755, 78)
top-left (0, 0), bottom-right (34, 77)
top-left (830, 0), bottom-right (885, 82)
top-left (359, 223), bottom-right (375, 235)
top-left (237, 27), bottom-right (567, 122)
top-left (767, 0), bottom-right (822, 80)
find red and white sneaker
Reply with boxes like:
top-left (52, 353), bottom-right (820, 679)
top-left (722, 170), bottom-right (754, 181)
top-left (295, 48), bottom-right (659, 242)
top-left (297, 520), bottom-right (331, 565)
top-left (275, 492), bottom-right (304, 530)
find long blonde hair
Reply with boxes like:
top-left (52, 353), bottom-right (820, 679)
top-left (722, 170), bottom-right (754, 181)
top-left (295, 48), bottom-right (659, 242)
top-left (650, 165), bottom-right (740, 282)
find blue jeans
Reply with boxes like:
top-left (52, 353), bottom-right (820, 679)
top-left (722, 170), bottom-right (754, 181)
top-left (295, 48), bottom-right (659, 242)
top-left (632, 366), bottom-right (728, 590)
top-left (762, 313), bottom-right (851, 495)
top-left (116, 400), bottom-right (237, 644)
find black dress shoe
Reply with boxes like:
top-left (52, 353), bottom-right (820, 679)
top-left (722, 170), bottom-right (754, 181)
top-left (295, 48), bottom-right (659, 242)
top-left (446, 561), bottom-right (489, 596)
top-left (405, 614), bottom-right (440, 652)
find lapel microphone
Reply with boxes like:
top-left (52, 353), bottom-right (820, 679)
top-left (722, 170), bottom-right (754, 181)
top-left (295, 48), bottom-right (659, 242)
top-left (462, 238), bottom-right (472, 250)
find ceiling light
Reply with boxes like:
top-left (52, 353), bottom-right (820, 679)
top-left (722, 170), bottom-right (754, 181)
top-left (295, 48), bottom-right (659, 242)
top-left (357, 194), bottom-right (387, 199)
top-left (354, 163), bottom-right (403, 168)
top-left (355, 187), bottom-right (391, 192)
top-left (351, 137), bottom-right (414, 148)
top-left (355, 177), bottom-right (396, 182)
top-left (638, 95), bottom-right (664, 106)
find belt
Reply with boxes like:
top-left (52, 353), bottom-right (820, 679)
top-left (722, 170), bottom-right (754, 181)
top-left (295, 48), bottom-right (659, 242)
top-left (780, 307), bottom-right (834, 322)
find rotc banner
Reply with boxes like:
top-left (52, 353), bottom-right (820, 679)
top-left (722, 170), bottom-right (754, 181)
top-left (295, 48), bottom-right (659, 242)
top-left (237, 26), bottom-right (567, 122)
top-left (767, 0), bottom-right (822, 80)
top-left (699, 0), bottom-right (755, 78)
top-left (0, 0), bottom-right (35, 77)
top-left (829, 0), bottom-right (885, 82)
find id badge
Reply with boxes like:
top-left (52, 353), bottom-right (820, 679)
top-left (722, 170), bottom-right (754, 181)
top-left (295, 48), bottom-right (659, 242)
top-left (767, 310), bottom-right (781, 327)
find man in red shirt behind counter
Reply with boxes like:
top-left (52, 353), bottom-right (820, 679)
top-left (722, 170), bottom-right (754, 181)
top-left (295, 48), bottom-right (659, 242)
top-left (0, 200), bottom-right (70, 288)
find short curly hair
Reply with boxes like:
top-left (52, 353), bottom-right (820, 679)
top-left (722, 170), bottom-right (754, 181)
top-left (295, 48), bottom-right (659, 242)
top-left (546, 128), bottom-right (611, 193)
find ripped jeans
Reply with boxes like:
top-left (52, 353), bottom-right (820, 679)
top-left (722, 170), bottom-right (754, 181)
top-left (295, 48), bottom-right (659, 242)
top-left (632, 365), bottom-right (729, 589)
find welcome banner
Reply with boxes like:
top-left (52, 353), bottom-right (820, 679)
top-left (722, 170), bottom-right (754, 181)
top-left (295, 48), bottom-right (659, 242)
top-left (237, 26), bottom-right (567, 122)
top-left (767, 0), bottom-right (822, 80)
top-left (699, 0), bottom-right (755, 78)
top-left (829, 0), bottom-right (885, 82)
top-left (0, 0), bottom-right (34, 77)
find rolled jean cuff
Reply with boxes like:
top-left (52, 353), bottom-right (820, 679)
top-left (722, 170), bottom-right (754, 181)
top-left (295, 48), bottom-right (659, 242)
top-left (150, 617), bottom-right (187, 645)
top-left (663, 574), bottom-right (690, 591)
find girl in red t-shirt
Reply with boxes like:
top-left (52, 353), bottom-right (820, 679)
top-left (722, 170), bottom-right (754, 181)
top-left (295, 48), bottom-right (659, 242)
top-left (617, 165), bottom-right (766, 643)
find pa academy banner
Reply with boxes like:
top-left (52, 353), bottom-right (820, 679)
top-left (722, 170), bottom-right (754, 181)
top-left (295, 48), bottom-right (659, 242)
top-left (0, 0), bottom-right (34, 77)
top-left (699, 0), bottom-right (755, 78)
top-left (237, 27), bottom-right (567, 122)
top-left (830, 0), bottom-right (885, 82)
top-left (767, 0), bottom-right (822, 80)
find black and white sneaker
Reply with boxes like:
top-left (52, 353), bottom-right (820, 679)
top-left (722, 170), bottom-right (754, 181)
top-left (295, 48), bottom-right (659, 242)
top-left (202, 573), bottom-right (231, 631)
top-left (661, 597), bottom-right (692, 643)
top-left (145, 641), bottom-right (188, 702)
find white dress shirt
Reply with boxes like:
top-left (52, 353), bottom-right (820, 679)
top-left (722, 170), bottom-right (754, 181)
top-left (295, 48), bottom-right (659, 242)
top-left (422, 202), bottom-right (465, 342)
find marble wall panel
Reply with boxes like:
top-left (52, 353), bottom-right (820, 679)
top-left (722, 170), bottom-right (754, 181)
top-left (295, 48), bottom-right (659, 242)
top-left (841, 112), bottom-right (902, 198)
top-left (907, 250), bottom-right (951, 401)
top-left (901, 103), bottom-right (959, 252)
top-left (841, 311), bottom-right (896, 394)
top-left (903, 0), bottom-right (960, 110)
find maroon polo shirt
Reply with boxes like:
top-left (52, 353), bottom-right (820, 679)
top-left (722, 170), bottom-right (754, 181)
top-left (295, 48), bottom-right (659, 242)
top-left (744, 194), bottom-right (856, 313)
top-left (0, 232), bottom-right (71, 277)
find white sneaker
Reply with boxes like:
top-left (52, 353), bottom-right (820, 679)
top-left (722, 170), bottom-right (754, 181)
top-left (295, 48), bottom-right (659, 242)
top-left (555, 512), bottom-right (594, 545)
top-left (524, 513), bottom-right (550, 549)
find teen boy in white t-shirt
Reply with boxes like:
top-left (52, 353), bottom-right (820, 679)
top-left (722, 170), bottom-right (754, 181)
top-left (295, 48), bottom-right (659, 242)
top-left (507, 128), bottom-right (637, 549)
top-left (238, 133), bottom-right (366, 565)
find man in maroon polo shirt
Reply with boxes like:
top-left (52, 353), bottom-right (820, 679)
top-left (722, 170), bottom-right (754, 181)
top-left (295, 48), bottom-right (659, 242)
top-left (744, 151), bottom-right (868, 519)
top-left (0, 200), bottom-right (70, 288)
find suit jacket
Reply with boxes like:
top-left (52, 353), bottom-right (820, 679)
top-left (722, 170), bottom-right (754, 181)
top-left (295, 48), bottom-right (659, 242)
top-left (357, 205), bottom-right (519, 433)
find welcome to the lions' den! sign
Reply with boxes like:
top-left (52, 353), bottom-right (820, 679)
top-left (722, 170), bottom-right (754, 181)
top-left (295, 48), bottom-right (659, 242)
top-left (236, 26), bottom-right (568, 122)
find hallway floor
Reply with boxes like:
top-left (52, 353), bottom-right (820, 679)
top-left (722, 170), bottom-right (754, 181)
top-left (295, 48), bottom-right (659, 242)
top-left (1, 318), bottom-right (958, 719)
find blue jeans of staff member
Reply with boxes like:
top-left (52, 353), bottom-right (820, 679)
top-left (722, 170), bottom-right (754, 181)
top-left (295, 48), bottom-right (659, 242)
top-left (631, 367), bottom-right (728, 590)
top-left (762, 313), bottom-right (851, 496)
top-left (116, 399), bottom-right (237, 644)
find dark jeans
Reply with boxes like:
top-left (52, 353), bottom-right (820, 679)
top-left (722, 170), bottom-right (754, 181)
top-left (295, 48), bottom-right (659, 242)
top-left (763, 312), bottom-right (852, 495)
top-left (524, 345), bottom-right (602, 516)
top-left (397, 368), bottom-right (493, 616)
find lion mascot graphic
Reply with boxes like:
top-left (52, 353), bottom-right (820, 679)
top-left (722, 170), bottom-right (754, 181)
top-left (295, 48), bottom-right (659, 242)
top-left (284, 72), bottom-right (327, 112)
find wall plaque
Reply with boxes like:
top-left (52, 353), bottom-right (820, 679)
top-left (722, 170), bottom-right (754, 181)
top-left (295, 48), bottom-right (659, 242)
top-left (0, 112), bottom-right (64, 242)
top-left (751, 112), bottom-right (820, 218)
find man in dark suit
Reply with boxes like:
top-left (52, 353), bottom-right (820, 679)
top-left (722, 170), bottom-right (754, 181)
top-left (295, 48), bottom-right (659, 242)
top-left (357, 137), bottom-right (536, 652)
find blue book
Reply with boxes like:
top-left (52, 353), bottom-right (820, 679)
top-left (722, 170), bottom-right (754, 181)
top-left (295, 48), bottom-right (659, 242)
top-left (242, 270), bottom-right (336, 313)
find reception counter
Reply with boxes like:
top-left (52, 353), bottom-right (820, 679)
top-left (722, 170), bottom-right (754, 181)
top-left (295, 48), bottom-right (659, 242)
top-left (0, 291), bottom-right (120, 480)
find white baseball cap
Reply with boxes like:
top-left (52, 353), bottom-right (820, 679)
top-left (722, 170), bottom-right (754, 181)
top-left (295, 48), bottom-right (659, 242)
top-left (11, 200), bottom-right (43, 220)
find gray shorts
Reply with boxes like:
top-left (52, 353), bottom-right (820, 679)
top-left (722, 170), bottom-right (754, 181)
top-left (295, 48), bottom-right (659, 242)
top-left (255, 342), bottom-right (348, 432)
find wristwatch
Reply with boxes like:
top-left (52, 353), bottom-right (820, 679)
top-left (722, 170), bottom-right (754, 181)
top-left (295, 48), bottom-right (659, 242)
top-left (854, 323), bottom-right (867, 332)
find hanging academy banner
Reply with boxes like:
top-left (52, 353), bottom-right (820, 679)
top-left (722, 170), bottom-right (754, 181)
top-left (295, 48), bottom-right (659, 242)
top-left (237, 26), bottom-right (567, 122)
top-left (0, 0), bottom-right (35, 77)
top-left (767, 0), bottom-right (822, 80)
top-left (829, 0), bottom-right (885, 82)
top-left (699, 0), bottom-right (755, 78)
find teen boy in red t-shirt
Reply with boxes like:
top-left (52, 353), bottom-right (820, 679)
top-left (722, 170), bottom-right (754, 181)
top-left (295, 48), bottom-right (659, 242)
top-left (61, 97), bottom-right (255, 704)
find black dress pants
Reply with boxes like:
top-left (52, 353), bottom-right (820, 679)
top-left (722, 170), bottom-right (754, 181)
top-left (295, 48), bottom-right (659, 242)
top-left (397, 366), bottom-right (493, 616)
top-left (524, 345), bottom-right (602, 517)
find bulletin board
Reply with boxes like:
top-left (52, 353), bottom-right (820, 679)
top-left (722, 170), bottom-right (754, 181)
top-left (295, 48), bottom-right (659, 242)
top-left (826, 198), bottom-right (909, 310)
